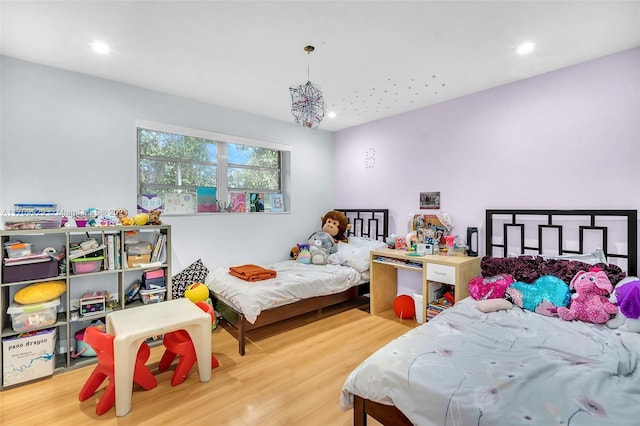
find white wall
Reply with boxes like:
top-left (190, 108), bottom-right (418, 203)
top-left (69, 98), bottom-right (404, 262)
top-left (0, 56), bottom-right (335, 272)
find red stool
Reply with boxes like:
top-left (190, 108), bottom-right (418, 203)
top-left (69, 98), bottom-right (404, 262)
top-left (78, 326), bottom-right (157, 415)
top-left (158, 301), bottom-right (219, 386)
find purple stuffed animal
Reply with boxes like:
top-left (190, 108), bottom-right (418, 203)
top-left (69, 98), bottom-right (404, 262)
top-left (557, 268), bottom-right (618, 324)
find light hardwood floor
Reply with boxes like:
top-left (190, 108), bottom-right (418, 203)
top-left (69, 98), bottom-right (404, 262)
top-left (0, 300), bottom-right (414, 425)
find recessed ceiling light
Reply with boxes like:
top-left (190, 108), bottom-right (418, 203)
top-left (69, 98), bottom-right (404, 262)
top-left (327, 111), bottom-right (337, 119)
top-left (516, 41), bottom-right (535, 55)
top-left (91, 40), bottom-right (111, 55)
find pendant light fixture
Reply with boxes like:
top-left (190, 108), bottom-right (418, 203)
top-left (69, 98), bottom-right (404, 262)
top-left (289, 45), bottom-right (325, 129)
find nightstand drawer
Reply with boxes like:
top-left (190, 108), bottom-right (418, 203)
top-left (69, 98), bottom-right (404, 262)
top-left (426, 263), bottom-right (455, 285)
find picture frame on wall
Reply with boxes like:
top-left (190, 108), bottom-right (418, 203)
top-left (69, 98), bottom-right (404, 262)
top-left (420, 192), bottom-right (440, 210)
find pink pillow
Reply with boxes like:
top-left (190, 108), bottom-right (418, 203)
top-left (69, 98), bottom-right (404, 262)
top-left (476, 299), bottom-right (514, 313)
top-left (468, 274), bottom-right (515, 300)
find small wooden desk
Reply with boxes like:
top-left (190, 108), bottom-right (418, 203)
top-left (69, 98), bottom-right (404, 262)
top-left (369, 248), bottom-right (480, 321)
top-left (106, 298), bottom-right (211, 416)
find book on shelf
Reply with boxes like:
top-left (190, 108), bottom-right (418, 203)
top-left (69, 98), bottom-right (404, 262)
top-left (196, 186), bottom-right (217, 212)
top-left (249, 192), bottom-right (265, 212)
top-left (270, 193), bottom-right (284, 212)
top-left (229, 191), bottom-right (247, 213)
top-left (150, 233), bottom-right (166, 263)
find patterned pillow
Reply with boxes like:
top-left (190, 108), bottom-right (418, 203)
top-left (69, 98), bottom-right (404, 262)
top-left (171, 259), bottom-right (209, 299)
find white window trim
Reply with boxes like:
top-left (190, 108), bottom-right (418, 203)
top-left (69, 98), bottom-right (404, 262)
top-left (135, 120), bottom-right (292, 152)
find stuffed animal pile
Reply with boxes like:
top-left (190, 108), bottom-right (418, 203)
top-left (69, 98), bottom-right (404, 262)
top-left (291, 210), bottom-right (350, 264)
top-left (469, 266), bottom-right (635, 325)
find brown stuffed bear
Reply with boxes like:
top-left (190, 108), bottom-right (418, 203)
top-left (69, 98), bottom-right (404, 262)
top-left (148, 209), bottom-right (162, 225)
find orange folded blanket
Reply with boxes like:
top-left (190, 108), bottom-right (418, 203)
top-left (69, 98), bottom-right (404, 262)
top-left (228, 264), bottom-right (277, 282)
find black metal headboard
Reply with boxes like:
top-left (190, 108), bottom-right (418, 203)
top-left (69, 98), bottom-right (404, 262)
top-left (486, 209), bottom-right (637, 276)
top-left (336, 209), bottom-right (389, 242)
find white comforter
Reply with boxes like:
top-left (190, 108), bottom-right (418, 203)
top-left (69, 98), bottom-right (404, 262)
top-left (340, 297), bottom-right (640, 426)
top-left (206, 261), bottom-right (361, 324)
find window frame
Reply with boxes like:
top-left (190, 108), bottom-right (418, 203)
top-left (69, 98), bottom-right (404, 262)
top-left (136, 120), bottom-right (291, 213)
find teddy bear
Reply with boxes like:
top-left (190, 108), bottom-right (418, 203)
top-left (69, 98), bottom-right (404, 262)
top-left (115, 209), bottom-right (135, 226)
top-left (606, 277), bottom-right (640, 332)
top-left (557, 268), bottom-right (618, 324)
top-left (148, 209), bottom-right (162, 225)
top-left (307, 231), bottom-right (337, 265)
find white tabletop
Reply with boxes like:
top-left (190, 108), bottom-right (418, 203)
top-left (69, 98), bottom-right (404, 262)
top-left (106, 298), bottom-right (212, 416)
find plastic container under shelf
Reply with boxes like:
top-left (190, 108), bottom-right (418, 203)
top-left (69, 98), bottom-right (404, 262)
top-left (71, 256), bottom-right (104, 274)
top-left (139, 288), bottom-right (166, 304)
top-left (4, 242), bottom-right (33, 258)
top-left (413, 291), bottom-right (424, 324)
top-left (7, 298), bottom-right (61, 332)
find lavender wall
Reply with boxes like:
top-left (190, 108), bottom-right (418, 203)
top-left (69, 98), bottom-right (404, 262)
top-left (334, 47), bottom-right (640, 255)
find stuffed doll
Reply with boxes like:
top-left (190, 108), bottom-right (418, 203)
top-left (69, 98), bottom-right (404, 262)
top-left (468, 274), bottom-right (515, 300)
top-left (557, 268), bottom-right (618, 324)
top-left (296, 243), bottom-right (311, 264)
top-left (308, 231), bottom-right (337, 265)
top-left (504, 275), bottom-right (571, 317)
top-left (321, 210), bottom-right (351, 243)
top-left (606, 277), bottom-right (640, 332)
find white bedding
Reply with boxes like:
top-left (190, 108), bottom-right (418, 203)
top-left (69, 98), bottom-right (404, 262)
top-left (340, 297), bottom-right (640, 426)
top-left (206, 261), bottom-right (361, 324)
top-left (206, 236), bottom-right (387, 324)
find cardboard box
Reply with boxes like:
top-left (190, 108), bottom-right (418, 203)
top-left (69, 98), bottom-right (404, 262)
top-left (2, 328), bottom-right (57, 386)
top-left (127, 254), bottom-right (151, 268)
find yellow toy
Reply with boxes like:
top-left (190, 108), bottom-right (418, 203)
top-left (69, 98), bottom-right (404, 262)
top-left (184, 282), bottom-right (209, 302)
top-left (133, 213), bottom-right (149, 226)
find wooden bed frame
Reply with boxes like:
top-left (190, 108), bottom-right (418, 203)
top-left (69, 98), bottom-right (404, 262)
top-left (352, 208), bottom-right (638, 425)
top-left (214, 208), bottom-right (389, 356)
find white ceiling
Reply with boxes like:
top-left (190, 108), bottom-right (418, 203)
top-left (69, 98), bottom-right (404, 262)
top-left (1, 1), bottom-right (639, 132)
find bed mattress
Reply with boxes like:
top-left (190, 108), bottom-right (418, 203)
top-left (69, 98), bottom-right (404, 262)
top-left (340, 297), bottom-right (640, 426)
top-left (206, 260), bottom-right (362, 324)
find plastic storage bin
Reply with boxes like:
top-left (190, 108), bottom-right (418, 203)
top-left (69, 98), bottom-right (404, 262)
top-left (4, 242), bottom-right (33, 258)
top-left (413, 291), bottom-right (424, 324)
top-left (140, 288), bottom-right (166, 304)
top-left (7, 298), bottom-right (61, 332)
top-left (71, 256), bottom-right (104, 274)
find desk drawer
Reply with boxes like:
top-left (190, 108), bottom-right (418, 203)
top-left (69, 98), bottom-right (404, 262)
top-left (427, 263), bottom-right (455, 285)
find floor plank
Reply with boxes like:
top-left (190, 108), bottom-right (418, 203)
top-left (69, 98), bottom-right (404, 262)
top-left (0, 302), bottom-right (409, 425)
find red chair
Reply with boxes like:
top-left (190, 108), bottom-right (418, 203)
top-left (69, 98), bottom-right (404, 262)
top-left (158, 301), bottom-right (219, 386)
top-left (78, 326), bottom-right (157, 415)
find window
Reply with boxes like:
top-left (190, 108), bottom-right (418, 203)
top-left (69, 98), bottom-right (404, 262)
top-left (137, 120), bottom-right (290, 213)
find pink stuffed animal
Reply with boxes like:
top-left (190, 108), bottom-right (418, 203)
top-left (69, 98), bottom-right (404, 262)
top-left (557, 268), bottom-right (618, 324)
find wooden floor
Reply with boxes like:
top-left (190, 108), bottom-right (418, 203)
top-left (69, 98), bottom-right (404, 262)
top-left (0, 299), bottom-right (415, 425)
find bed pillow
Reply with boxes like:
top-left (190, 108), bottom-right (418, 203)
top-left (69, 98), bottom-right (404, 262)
top-left (328, 238), bottom-right (384, 272)
top-left (329, 243), bottom-right (370, 272)
top-left (347, 236), bottom-right (388, 250)
top-left (475, 298), bottom-right (513, 313)
top-left (171, 259), bottom-right (210, 299)
top-left (481, 256), bottom-right (625, 286)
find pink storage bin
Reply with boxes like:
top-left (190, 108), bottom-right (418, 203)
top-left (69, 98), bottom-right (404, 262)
top-left (71, 256), bottom-right (104, 274)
